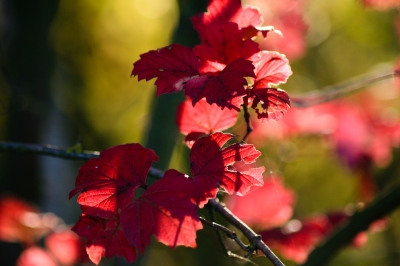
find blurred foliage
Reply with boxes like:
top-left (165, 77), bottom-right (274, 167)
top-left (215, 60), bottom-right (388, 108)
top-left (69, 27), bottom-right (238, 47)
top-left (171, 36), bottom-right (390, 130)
top-left (1, 0), bottom-right (400, 265)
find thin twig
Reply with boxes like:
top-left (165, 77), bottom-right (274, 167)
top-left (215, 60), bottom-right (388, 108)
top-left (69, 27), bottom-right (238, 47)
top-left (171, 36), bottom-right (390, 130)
top-left (208, 199), bottom-right (285, 266)
top-left (200, 216), bottom-right (251, 252)
top-left (200, 216), bottom-right (259, 266)
top-left (0, 140), bottom-right (284, 266)
top-left (291, 70), bottom-right (400, 108)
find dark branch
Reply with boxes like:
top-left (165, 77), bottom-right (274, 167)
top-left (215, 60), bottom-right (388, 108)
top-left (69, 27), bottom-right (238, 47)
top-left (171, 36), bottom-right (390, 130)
top-left (208, 199), bottom-right (285, 266)
top-left (302, 183), bottom-right (400, 266)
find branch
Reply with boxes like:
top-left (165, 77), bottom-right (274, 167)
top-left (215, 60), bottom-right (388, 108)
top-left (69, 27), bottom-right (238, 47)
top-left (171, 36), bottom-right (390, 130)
top-left (208, 199), bottom-right (285, 266)
top-left (0, 141), bottom-right (100, 160)
top-left (0, 140), bottom-right (284, 266)
top-left (302, 184), bottom-right (400, 266)
top-left (291, 70), bottom-right (399, 108)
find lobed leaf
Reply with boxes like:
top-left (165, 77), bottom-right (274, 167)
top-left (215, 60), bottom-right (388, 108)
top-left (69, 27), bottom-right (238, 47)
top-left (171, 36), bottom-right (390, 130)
top-left (121, 169), bottom-right (202, 253)
top-left (69, 144), bottom-right (158, 219)
top-left (190, 132), bottom-right (264, 206)
top-left (131, 44), bottom-right (199, 96)
top-left (72, 214), bottom-right (137, 265)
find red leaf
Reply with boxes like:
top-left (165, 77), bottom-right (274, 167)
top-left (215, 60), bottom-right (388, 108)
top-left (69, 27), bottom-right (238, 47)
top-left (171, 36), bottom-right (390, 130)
top-left (131, 44), bottom-right (199, 96)
top-left (191, 0), bottom-right (263, 37)
top-left (193, 22), bottom-right (259, 74)
top-left (121, 169), bottom-right (202, 253)
top-left (69, 144), bottom-right (158, 219)
top-left (184, 58), bottom-right (255, 110)
top-left (190, 132), bottom-right (264, 205)
top-left (177, 97), bottom-right (238, 138)
top-left (225, 176), bottom-right (295, 230)
top-left (250, 88), bottom-right (291, 122)
top-left (252, 51), bottom-right (292, 88)
top-left (72, 214), bottom-right (137, 265)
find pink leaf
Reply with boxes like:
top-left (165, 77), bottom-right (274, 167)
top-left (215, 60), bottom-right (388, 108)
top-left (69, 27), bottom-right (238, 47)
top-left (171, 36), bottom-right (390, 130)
top-left (177, 97), bottom-right (238, 138)
top-left (225, 176), bottom-right (295, 230)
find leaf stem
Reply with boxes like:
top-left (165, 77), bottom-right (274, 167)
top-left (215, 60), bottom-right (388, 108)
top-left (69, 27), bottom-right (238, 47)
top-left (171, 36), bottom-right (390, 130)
top-left (242, 104), bottom-right (253, 142)
top-left (291, 70), bottom-right (400, 108)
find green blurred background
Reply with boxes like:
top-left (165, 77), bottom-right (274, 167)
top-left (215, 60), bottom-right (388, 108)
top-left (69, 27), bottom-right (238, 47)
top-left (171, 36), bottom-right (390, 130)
top-left (1, 0), bottom-right (400, 265)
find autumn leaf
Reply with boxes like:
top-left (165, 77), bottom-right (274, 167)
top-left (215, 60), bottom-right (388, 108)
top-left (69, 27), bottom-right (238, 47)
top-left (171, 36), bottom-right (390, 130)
top-left (184, 58), bottom-right (255, 110)
top-left (191, 0), bottom-right (263, 38)
top-left (121, 169), bottom-right (202, 253)
top-left (247, 51), bottom-right (292, 122)
top-left (176, 97), bottom-right (238, 146)
top-left (131, 44), bottom-right (200, 96)
top-left (193, 21), bottom-right (259, 74)
top-left (69, 144), bottom-right (158, 219)
top-left (190, 132), bottom-right (264, 206)
top-left (252, 51), bottom-right (292, 88)
top-left (72, 214), bottom-right (137, 265)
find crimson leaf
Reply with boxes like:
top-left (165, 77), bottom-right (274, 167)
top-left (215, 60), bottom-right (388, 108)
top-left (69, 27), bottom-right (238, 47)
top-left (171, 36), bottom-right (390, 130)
top-left (131, 44), bottom-right (199, 96)
top-left (121, 169), bottom-right (202, 253)
top-left (191, 0), bottom-right (263, 38)
top-left (72, 214), bottom-right (137, 265)
top-left (190, 132), bottom-right (264, 206)
top-left (69, 144), bottom-right (158, 219)
top-left (184, 58), bottom-right (255, 110)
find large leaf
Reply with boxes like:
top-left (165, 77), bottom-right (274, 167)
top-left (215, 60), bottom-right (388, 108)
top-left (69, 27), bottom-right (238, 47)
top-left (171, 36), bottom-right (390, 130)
top-left (121, 169), bottom-right (202, 253)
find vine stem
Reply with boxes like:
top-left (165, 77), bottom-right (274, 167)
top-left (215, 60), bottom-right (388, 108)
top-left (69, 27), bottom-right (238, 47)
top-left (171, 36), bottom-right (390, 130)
top-left (0, 141), bottom-right (284, 266)
top-left (291, 70), bottom-right (400, 108)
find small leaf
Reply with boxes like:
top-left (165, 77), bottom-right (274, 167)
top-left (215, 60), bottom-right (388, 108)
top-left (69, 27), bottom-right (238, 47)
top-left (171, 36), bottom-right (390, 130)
top-left (132, 44), bottom-right (199, 96)
top-left (72, 214), bottom-right (137, 265)
top-left (190, 132), bottom-right (264, 206)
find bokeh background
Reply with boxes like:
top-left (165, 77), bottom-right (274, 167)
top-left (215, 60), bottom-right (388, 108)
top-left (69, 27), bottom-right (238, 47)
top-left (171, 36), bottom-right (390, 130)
top-left (1, 0), bottom-right (400, 265)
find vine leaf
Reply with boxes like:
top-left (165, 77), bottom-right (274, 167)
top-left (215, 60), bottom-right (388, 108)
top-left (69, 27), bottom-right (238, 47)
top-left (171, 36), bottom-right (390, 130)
top-left (72, 214), bottom-right (137, 265)
top-left (120, 169), bottom-right (202, 253)
top-left (190, 132), bottom-right (265, 207)
top-left (69, 144), bottom-right (158, 219)
top-left (132, 44), bottom-right (200, 96)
